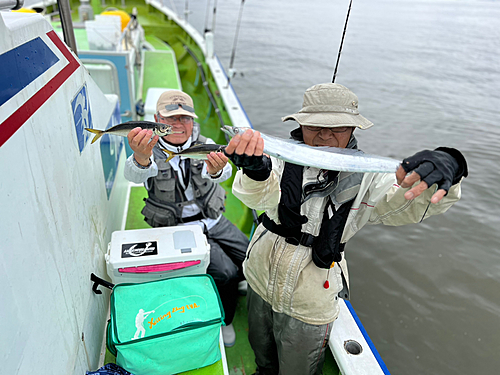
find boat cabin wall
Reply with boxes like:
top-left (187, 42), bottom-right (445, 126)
top-left (0, 12), bottom-right (129, 375)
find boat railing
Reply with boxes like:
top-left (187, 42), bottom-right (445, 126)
top-left (0, 0), bottom-right (23, 10)
top-left (117, 11), bottom-right (137, 52)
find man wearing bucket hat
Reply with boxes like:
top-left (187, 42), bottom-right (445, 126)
top-left (124, 90), bottom-right (248, 347)
top-left (225, 83), bottom-right (468, 374)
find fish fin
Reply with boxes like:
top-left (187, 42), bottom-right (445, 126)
top-left (161, 149), bottom-right (176, 162)
top-left (85, 128), bottom-right (104, 144)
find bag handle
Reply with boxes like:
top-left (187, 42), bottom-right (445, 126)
top-left (91, 273), bottom-right (114, 294)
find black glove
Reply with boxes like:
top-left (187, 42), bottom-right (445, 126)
top-left (402, 147), bottom-right (468, 193)
top-left (224, 150), bottom-right (272, 181)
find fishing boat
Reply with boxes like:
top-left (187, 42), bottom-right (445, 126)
top-left (0, 0), bottom-right (390, 374)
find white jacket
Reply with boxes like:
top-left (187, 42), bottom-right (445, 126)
top-left (233, 157), bottom-right (462, 325)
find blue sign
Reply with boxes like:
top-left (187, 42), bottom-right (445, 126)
top-left (72, 84), bottom-right (93, 153)
top-left (0, 37), bottom-right (59, 107)
top-left (100, 102), bottom-right (123, 199)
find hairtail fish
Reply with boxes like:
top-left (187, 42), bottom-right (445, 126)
top-left (221, 126), bottom-right (401, 173)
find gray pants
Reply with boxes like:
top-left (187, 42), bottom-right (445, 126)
top-left (205, 215), bottom-right (249, 325)
top-left (247, 286), bottom-right (333, 375)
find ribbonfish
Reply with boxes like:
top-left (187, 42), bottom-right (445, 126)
top-left (85, 121), bottom-right (178, 144)
top-left (221, 126), bottom-right (401, 173)
top-left (161, 144), bottom-right (227, 162)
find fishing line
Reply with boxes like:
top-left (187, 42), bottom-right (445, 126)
top-left (227, 0), bottom-right (246, 86)
top-left (419, 185), bottom-right (438, 223)
top-left (332, 0), bottom-right (354, 83)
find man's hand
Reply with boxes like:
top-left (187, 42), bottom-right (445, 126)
top-left (225, 129), bottom-right (264, 158)
top-left (128, 127), bottom-right (159, 166)
top-left (205, 152), bottom-right (228, 176)
top-left (396, 148), bottom-right (467, 204)
top-left (224, 129), bottom-right (271, 181)
top-left (396, 166), bottom-right (446, 204)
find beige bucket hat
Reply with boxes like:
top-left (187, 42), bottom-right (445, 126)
top-left (156, 90), bottom-right (198, 118)
top-left (282, 83), bottom-right (373, 129)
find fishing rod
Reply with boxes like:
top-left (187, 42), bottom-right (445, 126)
top-left (212, 0), bottom-right (218, 34)
top-left (203, 0), bottom-right (219, 34)
top-left (204, 0), bottom-right (211, 33)
top-left (332, 0), bottom-right (353, 83)
top-left (227, 0), bottom-right (246, 86)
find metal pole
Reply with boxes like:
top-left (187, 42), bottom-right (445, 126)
top-left (57, 0), bottom-right (78, 55)
top-left (0, 0), bottom-right (24, 11)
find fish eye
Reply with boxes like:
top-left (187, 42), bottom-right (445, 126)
top-left (156, 125), bottom-right (170, 135)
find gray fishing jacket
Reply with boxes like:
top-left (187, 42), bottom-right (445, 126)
top-left (124, 123), bottom-right (230, 228)
top-left (233, 157), bottom-right (463, 325)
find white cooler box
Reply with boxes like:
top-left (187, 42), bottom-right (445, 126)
top-left (105, 225), bottom-right (210, 284)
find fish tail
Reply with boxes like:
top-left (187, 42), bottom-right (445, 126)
top-left (85, 128), bottom-right (104, 144)
top-left (161, 149), bottom-right (176, 162)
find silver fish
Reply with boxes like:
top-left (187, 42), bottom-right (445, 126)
top-left (85, 121), bottom-right (178, 144)
top-left (161, 143), bottom-right (227, 162)
top-left (221, 126), bottom-right (401, 173)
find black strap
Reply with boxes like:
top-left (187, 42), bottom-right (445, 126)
top-left (311, 197), bottom-right (355, 268)
top-left (179, 211), bottom-right (205, 223)
top-left (90, 273), bottom-right (114, 294)
top-left (261, 213), bottom-right (315, 247)
top-left (180, 158), bottom-right (191, 188)
top-left (277, 163), bottom-right (308, 228)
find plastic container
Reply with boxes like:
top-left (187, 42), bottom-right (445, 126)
top-left (85, 15), bottom-right (121, 51)
top-left (105, 225), bottom-right (210, 284)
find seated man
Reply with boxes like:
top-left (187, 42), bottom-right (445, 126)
top-left (224, 83), bottom-right (468, 374)
top-left (124, 90), bottom-right (248, 347)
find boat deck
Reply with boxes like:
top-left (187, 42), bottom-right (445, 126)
top-left (105, 186), bottom-right (341, 375)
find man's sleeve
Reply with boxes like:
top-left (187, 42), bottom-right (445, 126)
top-left (201, 160), bottom-right (233, 182)
top-left (201, 137), bottom-right (233, 182)
top-left (232, 164), bottom-right (281, 211)
top-left (367, 174), bottom-right (463, 226)
top-left (124, 154), bottom-right (159, 184)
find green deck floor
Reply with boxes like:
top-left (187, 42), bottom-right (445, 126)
top-left (140, 49), bottom-right (181, 99)
top-left (116, 186), bottom-right (341, 374)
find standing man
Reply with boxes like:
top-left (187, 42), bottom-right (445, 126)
top-left (224, 83), bottom-right (468, 374)
top-left (124, 90), bottom-right (248, 347)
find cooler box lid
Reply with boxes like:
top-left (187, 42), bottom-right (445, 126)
top-left (106, 225), bottom-right (209, 273)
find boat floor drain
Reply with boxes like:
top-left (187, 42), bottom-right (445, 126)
top-left (344, 339), bottom-right (363, 355)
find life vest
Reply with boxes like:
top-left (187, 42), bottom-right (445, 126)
top-left (261, 130), bottom-right (363, 268)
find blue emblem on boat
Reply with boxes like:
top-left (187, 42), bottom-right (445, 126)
top-left (100, 101), bottom-right (123, 199)
top-left (72, 84), bottom-right (93, 153)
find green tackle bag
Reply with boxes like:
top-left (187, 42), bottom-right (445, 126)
top-left (106, 275), bottom-right (225, 375)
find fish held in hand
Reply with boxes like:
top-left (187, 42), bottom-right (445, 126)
top-left (161, 143), bottom-right (227, 162)
top-left (221, 125), bottom-right (401, 173)
top-left (85, 121), bottom-right (179, 144)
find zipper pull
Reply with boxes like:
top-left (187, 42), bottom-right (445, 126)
top-left (323, 262), bottom-right (335, 289)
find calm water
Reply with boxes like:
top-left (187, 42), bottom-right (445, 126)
top-left (177, 0), bottom-right (500, 374)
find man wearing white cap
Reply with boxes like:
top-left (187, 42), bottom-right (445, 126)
top-left (124, 90), bottom-right (248, 347)
top-left (224, 83), bottom-right (468, 374)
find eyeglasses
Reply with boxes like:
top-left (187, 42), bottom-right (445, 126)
top-left (157, 114), bottom-right (193, 125)
top-left (302, 126), bottom-right (352, 134)
top-left (164, 103), bottom-right (195, 113)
